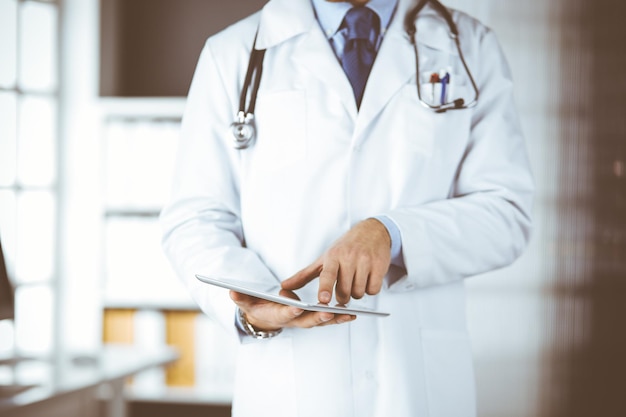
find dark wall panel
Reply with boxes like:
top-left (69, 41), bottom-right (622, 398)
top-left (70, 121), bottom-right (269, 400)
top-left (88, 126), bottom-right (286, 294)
top-left (100, 0), bottom-right (267, 97)
top-left (558, 1), bottom-right (626, 416)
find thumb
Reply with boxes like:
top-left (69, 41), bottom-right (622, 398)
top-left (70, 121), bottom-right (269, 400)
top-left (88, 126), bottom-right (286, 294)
top-left (281, 260), bottom-right (323, 290)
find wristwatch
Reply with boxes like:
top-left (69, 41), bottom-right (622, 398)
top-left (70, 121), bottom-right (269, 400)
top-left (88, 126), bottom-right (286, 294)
top-left (237, 308), bottom-right (283, 339)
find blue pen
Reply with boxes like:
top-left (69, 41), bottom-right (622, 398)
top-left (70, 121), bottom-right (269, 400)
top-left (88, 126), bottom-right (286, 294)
top-left (440, 72), bottom-right (450, 105)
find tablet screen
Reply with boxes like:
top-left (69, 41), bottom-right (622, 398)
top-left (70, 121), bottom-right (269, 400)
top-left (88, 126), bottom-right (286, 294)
top-left (195, 275), bottom-right (389, 317)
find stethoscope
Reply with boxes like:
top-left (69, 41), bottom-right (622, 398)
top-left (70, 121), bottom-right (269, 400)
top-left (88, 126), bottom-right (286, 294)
top-left (405, 0), bottom-right (479, 113)
top-left (230, 0), bottom-right (480, 149)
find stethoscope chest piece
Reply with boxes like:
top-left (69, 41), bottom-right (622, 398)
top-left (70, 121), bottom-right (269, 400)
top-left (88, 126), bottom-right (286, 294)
top-left (230, 111), bottom-right (256, 149)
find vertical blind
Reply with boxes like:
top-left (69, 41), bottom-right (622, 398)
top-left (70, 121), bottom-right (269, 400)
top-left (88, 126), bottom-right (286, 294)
top-left (443, 0), bottom-right (626, 416)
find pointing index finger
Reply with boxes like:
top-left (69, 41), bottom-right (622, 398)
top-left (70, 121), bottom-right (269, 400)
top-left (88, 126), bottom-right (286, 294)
top-left (317, 259), bottom-right (339, 304)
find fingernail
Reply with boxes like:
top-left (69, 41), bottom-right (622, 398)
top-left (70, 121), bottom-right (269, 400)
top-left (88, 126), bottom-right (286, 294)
top-left (320, 291), bottom-right (331, 303)
top-left (321, 314), bottom-right (333, 322)
top-left (291, 308), bottom-right (304, 316)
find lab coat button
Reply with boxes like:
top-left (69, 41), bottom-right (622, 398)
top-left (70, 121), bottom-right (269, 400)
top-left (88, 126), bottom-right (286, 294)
top-left (365, 371), bottom-right (374, 379)
top-left (405, 283), bottom-right (415, 290)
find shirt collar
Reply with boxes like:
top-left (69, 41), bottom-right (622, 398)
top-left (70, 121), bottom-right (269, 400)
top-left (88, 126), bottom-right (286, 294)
top-left (311, 0), bottom-right (398, 39)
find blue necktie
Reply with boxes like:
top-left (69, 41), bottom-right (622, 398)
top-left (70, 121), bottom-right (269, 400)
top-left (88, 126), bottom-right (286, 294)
top-left (341, 7), bottom-right (381, 109)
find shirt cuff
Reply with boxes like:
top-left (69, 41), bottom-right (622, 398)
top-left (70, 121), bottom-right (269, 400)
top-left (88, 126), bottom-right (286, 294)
top-left (234, 307), bottom-right (247, 336)
top-left (372, 215), bottom-right (404, 267)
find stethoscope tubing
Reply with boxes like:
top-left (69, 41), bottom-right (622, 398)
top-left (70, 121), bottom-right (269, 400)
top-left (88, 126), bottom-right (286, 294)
top-left (239, 39), bottom-right (265, 117)
top-left (232, 0), bottom-right (480, 148)
top-left (230, 36), bottom-right (265, 149)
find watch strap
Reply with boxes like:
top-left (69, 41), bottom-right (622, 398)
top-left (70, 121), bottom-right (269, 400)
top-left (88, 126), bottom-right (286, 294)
top-left (237, 308), bottom-right (282, 339)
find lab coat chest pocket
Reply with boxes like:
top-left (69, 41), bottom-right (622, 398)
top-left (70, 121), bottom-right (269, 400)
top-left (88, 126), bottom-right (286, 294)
top-left (253, 90), bottom-right (306, 172)
top-left (394, 85), bottom-right (435, 157)
top-left (420, 329), bottom-right (476, 417)
top-left (398, 83), bottom-right (471, 159)
top-left (416, 42), bottom-right (472, 108)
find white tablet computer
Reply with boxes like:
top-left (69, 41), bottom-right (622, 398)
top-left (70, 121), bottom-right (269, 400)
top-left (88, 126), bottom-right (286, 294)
top-left (195, 275), bottom-right (390, 317)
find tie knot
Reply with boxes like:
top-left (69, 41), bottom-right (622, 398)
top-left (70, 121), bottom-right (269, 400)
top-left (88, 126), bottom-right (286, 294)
top-left (343, 7), bottom-right (380, 43)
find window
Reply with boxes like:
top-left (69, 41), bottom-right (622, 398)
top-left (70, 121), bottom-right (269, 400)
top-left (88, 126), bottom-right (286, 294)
top-left (0, 0), bottom-right (60, 357)
top-left (101, 111), bottom-right (191, 307)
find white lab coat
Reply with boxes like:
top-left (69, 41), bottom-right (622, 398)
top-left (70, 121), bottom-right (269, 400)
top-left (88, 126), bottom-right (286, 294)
top-left (160, 0), bottom-right (533, 416)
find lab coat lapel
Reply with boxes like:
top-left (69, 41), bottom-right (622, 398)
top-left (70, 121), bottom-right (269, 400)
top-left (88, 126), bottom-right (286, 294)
top-left (257, 0), bottom-right (357, 120)
top-left (256, 0), bottom-right (451, 134)
top-left (256, 0), bottom-right (314, 50)
top-left (291, 28), bottom-right (358, 120)
top-left (354, 0), bottom-right (416, 139)
top-left (354, 28), bottom-right (415, 139)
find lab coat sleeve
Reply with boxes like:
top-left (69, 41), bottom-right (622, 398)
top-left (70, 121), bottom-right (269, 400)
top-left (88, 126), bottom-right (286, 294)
top-left (160, 40), bottom-right (277, 339)
top-left (386, 28), bottom-right (534, 291)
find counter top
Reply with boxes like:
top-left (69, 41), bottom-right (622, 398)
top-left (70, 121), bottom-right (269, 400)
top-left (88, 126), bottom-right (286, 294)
top-left (0, 344), bottom-right (178, 412)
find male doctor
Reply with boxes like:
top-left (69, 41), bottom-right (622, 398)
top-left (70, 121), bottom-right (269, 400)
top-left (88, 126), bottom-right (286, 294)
top-left (160, 0), bottom-right (534, 416)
